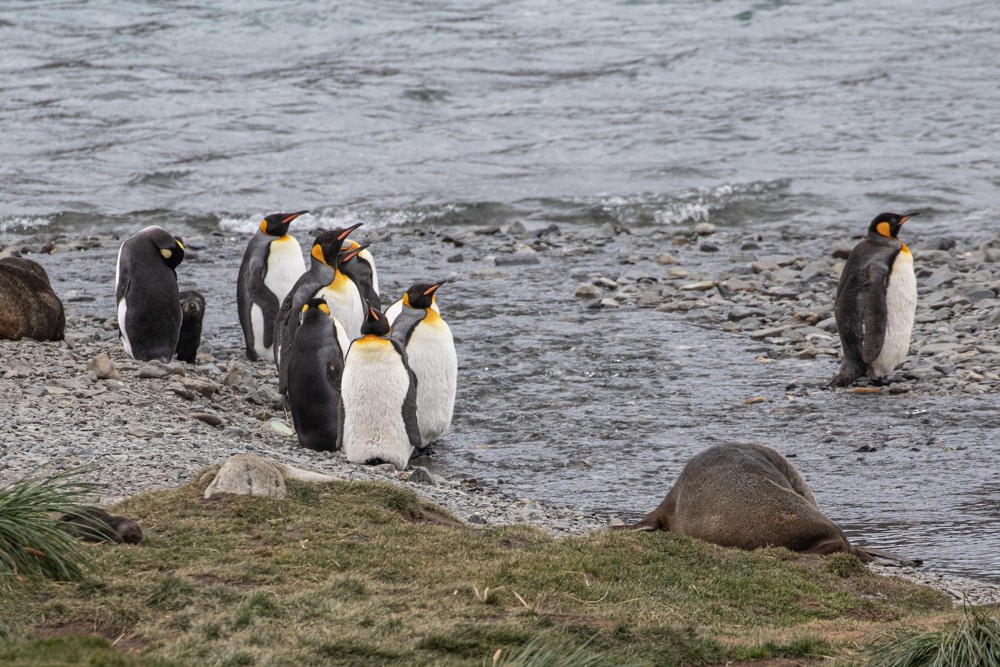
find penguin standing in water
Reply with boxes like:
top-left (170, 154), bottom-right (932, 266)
top-left (287, 298), bottom-right (351, 451)
top-left (389, 281), bottom-right (457, 449)
top-left (116, 226), bottom-right (185, 362)
top-left (276, 238), bottom-right (369, 398)
top-left (237, 211), bottom-right (308, 361)
top-left (338, 307), bottom-right (421, 470)
top-left (831, 212), bottom-right (919, 387)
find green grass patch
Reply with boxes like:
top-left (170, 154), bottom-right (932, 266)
top-left (865, 607), bottom-right (1000, 666)
top-left (0, 475), bottom-right (959, 666)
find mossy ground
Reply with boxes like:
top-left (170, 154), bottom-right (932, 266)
top-left (0, 475), bottom-right (973, 666)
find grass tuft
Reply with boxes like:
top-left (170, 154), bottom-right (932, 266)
top-left (488, 633), bottom-right (642, 667)
top-left (866, 607), bottom-right (1000, 667)
top-left (0, 468), bottom-right (102, 591)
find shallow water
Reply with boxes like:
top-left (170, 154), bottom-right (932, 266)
top-left (2, 1), bottom-right (999, 583)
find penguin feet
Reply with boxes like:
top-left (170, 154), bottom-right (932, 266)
top-left (412, 444), bottom-right (437, 459)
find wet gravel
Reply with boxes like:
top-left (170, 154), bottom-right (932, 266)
top-left (1, 218), bottom-right (998, 604)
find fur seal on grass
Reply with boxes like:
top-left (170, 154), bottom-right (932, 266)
top-left (0, 257), bottom-right (65, 341)
top-left (626, 443), bottom-right (875, 561)
top-left (59, 508), bottom-right (143, 544)
top-left (176, 289), bottom-right (205, 363)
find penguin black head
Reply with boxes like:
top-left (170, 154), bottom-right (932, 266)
top-left (259, 210), bottom-right (308, 237)
top-left (147, 228), bottom-right (185, 269)
top-left (310, 223), bottom-right (363, 266)
top-left (337, 243), bottom-right (370, 271)
top-left (402, 281), bottom-right (446, 310)
top-left (868, 212), bottom-right (918, 240)
top-left (360, 306), bottom-right (390, 337)
top-left (299, 297), bottom-right (331, 324)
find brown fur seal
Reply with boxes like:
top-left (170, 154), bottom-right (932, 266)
top-left (59, 508), bottom-right (143, 544)
top-left (176, 289), bottom-right (206, 363)
top-left (0, 257), bottom-right (65, 341)
top-left (626, 443), bottom-right (874, 561)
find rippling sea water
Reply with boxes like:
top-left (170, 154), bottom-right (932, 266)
top-left (2, 2), bottom-right (1000, 582)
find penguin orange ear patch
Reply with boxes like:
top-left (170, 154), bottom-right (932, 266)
top-left (876, 221), bottom-right (892, 238)
top-left (301, 303), bottom-right (310, 313)
top-left (318, 303), bottom-right (330, 315)
top-left (160, 249), bottom-right (173, 260)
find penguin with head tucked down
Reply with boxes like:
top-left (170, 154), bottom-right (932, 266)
top-left (389, 281), bottom-right (457, 449)
top-left (338, 307), bottom-right (421, 470)
top-left (116, 226), bottom-right (185, 362)
top-left (831, 212), bottom-right (919, 387)
top-left (236, 211), bottom-right (308, 361)
top-left (287, 298), bottom-right (351, 451)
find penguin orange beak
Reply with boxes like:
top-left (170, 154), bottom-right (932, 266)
top-left (899, 212), bottom-right (920, 225)
top-left (422, 281), bottom-right (446, 296)
top-left (281, 210), bottom-right (309, 224)
top-left (338, 222), bottom-right (364, 241)
top-left (369, 307), bottom-right (380, 320)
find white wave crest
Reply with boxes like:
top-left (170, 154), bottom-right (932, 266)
top-left (0, 216), bottom-right (52, 233)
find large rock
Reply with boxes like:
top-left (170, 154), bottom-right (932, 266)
top-left (204, 454), bottom-right (287, 499)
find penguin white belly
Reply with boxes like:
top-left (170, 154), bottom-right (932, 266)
top-left (341, 340), bottom-right (413, 470)
top-left (115, 244), bottom-right (134, 358)
top-left (407, 319), bottom-right (457, 445)
top-left (263, 237), bottom-right (305, 303)
top-left (317, 282), bottom-right (364, 339)
top-left (870, 251), bottom-right (916, 379)
top-left (117, 297), bottom-right (134, 359)
top-left (250, 304), bottom-right (271, 361)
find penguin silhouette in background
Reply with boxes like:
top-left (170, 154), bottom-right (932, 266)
top-left (831, 212), bottom-right (919, 387)
top-left (287, 298), bottom-right (351, 451)
top-left (115, 226), bottom-right (185, 362)
top-left (236, 211), bottom-right (308, 361)
top-left (389, 281), bottom-right (457, 449)
top-left (338, 307), bottom-right (421, 470)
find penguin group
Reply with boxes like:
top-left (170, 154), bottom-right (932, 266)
top-left (107, 207), bottom-right (920, 549)
top-left (112, 212), bottom-right (456, 472)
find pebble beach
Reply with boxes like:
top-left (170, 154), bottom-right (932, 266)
top-left (2, 217), bottom-right (999, 606)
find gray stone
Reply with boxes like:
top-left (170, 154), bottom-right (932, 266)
top-left (408, 466), bottom-right (437, 486)
top-left (204, 454), bottom-right (287, 499)
top-left (655, 253), bottom-right (680, 265)
top-left (494, 254), bottom-right (540, 267)
top-left (574, 284), bottom-right (602, 299)
top-left (191, 412), bottom-right (223, 427)
top-left (699, 242), bottom-right (719, 252)
top-left (223, 362), bottom-right (257, 393)
top-left (87, 353), bottom-right (120, 381)
top-left (692, 222), bottom-right (716, 235)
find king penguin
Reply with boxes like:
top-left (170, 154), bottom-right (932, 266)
top-left (338, 307), bottom-right (421, 470)
top-left (287, 298), bottom-right (351, 451)
top-left (340, 238), bottom-right (381, 311)
top-left (276, 236), bottom-right (368, 399)
top-left (831, 212), bottom-right (919, 387)
top-left (389, 281), bottom-right (457, 449)
top-left (273, 225), bottom-right (361, 371)
top-left (115, 226), bottom-right (185, 362)
top-left (236, 211), bottom-right (308, 361)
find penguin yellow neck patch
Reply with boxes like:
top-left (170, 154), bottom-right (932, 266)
top-left (259, 220), bottom-right (268, 234)
top-left (311, 244), bottom-right (328, 264)
top-left (402, 294), bottom-right (411, 307)
top-left (900, 242), bottom-right (911, 255)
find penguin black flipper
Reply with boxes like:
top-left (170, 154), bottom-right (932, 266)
top-left (249, 266), bottom-right (281, 351)
top-left (394, 338), bottom-right (423, 453)
top-left (388, 306), bottom-right (425, 348)
top-left (859, 261), bottom-right (890, 365)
